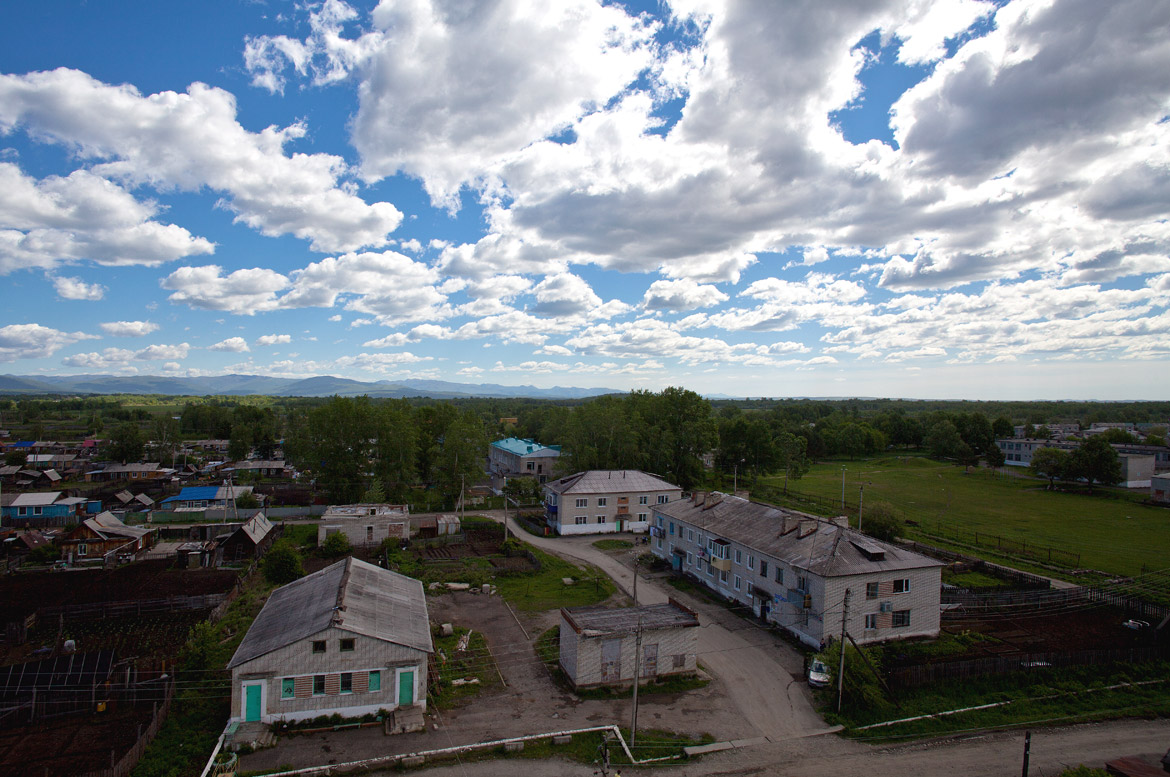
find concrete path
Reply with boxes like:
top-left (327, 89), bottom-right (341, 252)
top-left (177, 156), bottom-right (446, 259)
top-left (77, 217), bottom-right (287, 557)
top-left (484, 513), bottom-right (828, 741)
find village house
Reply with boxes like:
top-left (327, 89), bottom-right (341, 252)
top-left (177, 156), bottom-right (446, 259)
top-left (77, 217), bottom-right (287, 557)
top-left (488, 437), bottom-right (562, 490)
top-left (59, 511), bottom-right (155, 564)
top-left (219, 512), bottom-right (277, 563)
top-left (160, 485), bottom-right (256, 511)
top-left (559, 600), bottom-right (699, 689)
top-left (231, 459), bottom-right (294, 478)
top-left (543, 470), bottom-right (682, 535)
top-left (1151, 473), bottom-right (1170, 504)
top-left (227, 557), bottom-right (432, 727)
top-left (651, 492), bottom-right (943, 648)
top-left (2, 492), bottom-right (101, 528)
top-left (85, 462), bottom-right (171, 483)
top-left (318, 504), bottom-right (409, 547)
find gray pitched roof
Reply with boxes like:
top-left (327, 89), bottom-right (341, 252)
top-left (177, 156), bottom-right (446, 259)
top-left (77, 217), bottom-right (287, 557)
top-left (547, 470), bottom-right (680, 495)
top-left (228, 557), bottom-right (431, 669)
top-left (656, 493), bottom-right (943, 577)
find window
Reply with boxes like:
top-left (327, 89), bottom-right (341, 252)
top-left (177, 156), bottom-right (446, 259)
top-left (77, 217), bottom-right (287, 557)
top-left (340, 673), bottom-right (353, 694)
top-left (312, 640), bottom-right (326, 654)
top-left (526, 461), bottom-right (534, 470)
top-left (576, 498), bottom-right (588, 508)
top-left (760, 560), bottom-right (768, 578)
top-left (688, 529), bottom-right (694, 541)
top-left (366, 526), bottom-right (374, 542)
top-left (669, 522), bottom-right (675, 535)
top-left (797, 575), bottom-right (807, 591)
top-left (637, 513), bottom-right (648, 521)
top-left (368, 670), bottom-right (381, 692)
top-left (340, 638), bottom-right (355, 652)
top-left (656, 536), bottom-right (662, 549)
top-left (734, 575), bottom-right (741, 591)
top-left (657, 494), bottom-right (669, 504)
top-left (686, 552), bottom-right (693, 566)
top-left (597, 497), bottom-right (607, 506)
top-left (596, 515), bottom-right (605, 524)
top-left (673, 654), bottom-right (686, 669)
top-left (720, 569), bottom-right (729, 583)
top-left (575, 516), bottom-right (587, 525)
top-left (775, 567), bottom-right (783, 585)
top-left (864, 614), bottom-right (878, 630)
top-left (746, 581), bottom-right (754, 596)
top-left (748, 554), bottom-right (755, 571)
top-left (893, 579), bottom-right (911, 594)
top-left (892, 610), bottom-right (911, 628)
top-left (707, 562), bottom-right (715, 577)
top-left (866, 582), bottom-right (879, 599)
top-left (735, 549), bottom-right (742, 564)
top-left (281, 678), bottom-right (295, 699)
top-left (313, 675), bottom-right (325, 695)
top-left (78, 543), bottom-right (88, 556)
top-left (638, 495), bottom-right (648, 505)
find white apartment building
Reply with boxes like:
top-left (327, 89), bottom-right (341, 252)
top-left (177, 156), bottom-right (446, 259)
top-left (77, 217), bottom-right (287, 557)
top-left (651, 492), bottom-right (943, 648)
top-left (543, 470), bottom-right (682, 535)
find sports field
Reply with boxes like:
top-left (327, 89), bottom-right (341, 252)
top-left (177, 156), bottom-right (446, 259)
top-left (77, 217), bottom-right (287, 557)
top-left (756, 455), bottom-right (1170, 579)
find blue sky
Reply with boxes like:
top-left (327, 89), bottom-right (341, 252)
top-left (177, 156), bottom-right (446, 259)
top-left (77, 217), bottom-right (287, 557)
top-left (1, 0), bottom-right (1168, 399)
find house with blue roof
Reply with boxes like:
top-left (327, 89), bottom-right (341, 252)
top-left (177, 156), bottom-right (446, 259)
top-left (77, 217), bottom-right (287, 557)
top-left (488, 437), bottom-right (562, 491)
top-left (161, 485), bottom-right (255, 511)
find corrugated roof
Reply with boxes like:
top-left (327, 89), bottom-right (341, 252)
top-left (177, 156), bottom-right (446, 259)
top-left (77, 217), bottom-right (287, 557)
top-left (656, 494), bottom-right (942, 577)
top-left (491, 437), bottom-right (560, 457)
top-left (10, 492), bottom-right (63, 507)
top-left (547, 470), bottom-right (680, 495)
top-left (239, 512), bottom-right (274, 545)
top-left (228, 557), bottom-right (432, 669)
top-left (84, 511), bottom-right (152, 540)
top-left (562, 601), bottom-right (699, 637)
top-left (162, 486), bottom-right (220, 504)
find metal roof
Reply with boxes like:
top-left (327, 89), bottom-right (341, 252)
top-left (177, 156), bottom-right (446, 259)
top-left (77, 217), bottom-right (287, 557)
top-left (490, 437), bottom-right (560, 457)
top-left (9, 492), bottom-right (63, 507)
top-left (228, 557), bottom-right (432, 669)
top-left (562, 601), bottom-right (699, 638)
top-left (83, 512), bottom-right (152, 540)
top-left (238, 512), bottom-right (274, 545)
top-left (656, 493), bottom-right (943, 577)
top-left (162, 486), bottom-right (220, 504)
top-left (547, 470), bottom-right (680, 495)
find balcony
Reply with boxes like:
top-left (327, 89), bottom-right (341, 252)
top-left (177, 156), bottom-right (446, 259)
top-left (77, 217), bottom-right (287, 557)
top-left (711, 557), bottom-right (731, 572)
top-left (546, 503), bottom-right (558, 515)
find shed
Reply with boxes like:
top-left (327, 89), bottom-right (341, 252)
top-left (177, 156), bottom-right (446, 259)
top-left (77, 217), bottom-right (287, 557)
top-left (559, 600), bottom-right (699, 689)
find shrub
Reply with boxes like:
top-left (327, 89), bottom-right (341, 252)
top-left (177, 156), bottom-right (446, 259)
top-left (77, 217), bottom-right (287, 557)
top-left (319, 531), bottom-right (352, 558)
top-left (860, 501), bottom-right (903, 542)
top-left (262, 539), bottom-right (305, 585)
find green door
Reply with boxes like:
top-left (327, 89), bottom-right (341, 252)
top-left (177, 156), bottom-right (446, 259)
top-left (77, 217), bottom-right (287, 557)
top-left (398, 669), bottom-right (415, 706)
top-left (245, 684), bottom-right (262, 722)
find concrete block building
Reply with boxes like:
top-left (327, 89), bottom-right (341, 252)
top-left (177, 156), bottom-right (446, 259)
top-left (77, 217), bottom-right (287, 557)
top-left (318, 504), bottom-right (409, 547)
top-left (651, 492), bottom-right (943, 648)
top-left (559, 601), bottom-right (699, 689)
top-left (227, 557), bottom-right (432, 725)
top-left (543, 470), bottom-right (682, 535)
top-left (488, 437), bottom-right (561, 490)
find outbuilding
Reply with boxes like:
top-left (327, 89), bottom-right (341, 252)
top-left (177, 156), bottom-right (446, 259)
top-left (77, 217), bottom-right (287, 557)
top-left (559, 600), bottom-right (699, 689)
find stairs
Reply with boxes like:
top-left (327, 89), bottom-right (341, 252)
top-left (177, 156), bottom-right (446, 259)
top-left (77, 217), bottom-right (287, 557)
top-left (385, 705), bottom-right (425, 735)
top-left (228, 721), bottom-right (278, 752)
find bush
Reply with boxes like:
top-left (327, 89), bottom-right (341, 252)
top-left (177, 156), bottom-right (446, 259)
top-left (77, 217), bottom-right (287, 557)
top-left (235, 492), bottom-right (260, 510)
top-left (860, 501), bottom-right (903, 542)
top-left (262, 539), bottom-right (305, 585)
top-left (26, 542), bottom-right (58, 565)
top-left (319, 531), bottom-right (351, 558)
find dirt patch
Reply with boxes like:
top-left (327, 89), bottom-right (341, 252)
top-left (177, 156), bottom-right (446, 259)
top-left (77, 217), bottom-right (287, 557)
top-left (944, 605), bottom-right (1156, 657)
top-left (0, 701), bottom-right (158, 777)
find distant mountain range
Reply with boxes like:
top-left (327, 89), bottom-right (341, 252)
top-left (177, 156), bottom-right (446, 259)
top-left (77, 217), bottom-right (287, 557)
top-left (0, 373), bottom-right (626, 400)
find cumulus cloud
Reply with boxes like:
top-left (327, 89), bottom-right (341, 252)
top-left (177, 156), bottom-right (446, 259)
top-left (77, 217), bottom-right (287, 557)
top-left (0, 163), bottom-right (214, 274)
top-left (161, 265), bottom-right (290, 314)
top-left (208, 337), bottom-right (250, 352)
top-left (99, 320), bottom-right (159, 337)
top-left (50, 274), bottom-right (105, 300)
top-left (255, 334), bottom-right (292, 346)
top-left (0, 68), bottom-right (401, 253)
top-left (0, 323), bottom-right (98, 362)
top-left (642, 279), bottom-right (729, 312)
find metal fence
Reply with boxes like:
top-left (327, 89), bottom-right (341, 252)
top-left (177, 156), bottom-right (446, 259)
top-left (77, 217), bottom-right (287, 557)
top-left (887, 645), bottom-right (1170, 689)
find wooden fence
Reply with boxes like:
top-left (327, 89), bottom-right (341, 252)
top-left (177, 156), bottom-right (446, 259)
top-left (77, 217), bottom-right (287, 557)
top-left (887, 645), bottom-right (1170, 689)
top-left (77, 678), bottom-right (175, 777)
top-left (38, 594), bottom-right (226, 622)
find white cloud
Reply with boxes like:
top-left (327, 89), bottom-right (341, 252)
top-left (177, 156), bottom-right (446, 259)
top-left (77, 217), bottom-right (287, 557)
top-left (0, 68), bottom-right (401, 253)
top-left (0, 323), bottom-right (97, 362)
top-left (642, 279), bottom-right (729, 312)
top-left (208, 337), bottom-right (250, 353)
top-left (99, 320), bottom-right (159, 337)
top-left (135, 343), bottom-right (190, 360)
top-left (281, 250), bottom-right (449, 325)
top-left (50, 274), bottom-right (106, 300)
top-left (328, 314), bottom-right (342, 322)
top-left (0, 163), bottom-right (214, 274)
top-left (255, 334), bottom-right (292, 346)
top-left (161, 265), bottom-right (290, 314)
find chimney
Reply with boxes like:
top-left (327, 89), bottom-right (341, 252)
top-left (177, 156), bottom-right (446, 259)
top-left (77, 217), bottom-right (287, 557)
top-left (781, 516), bottom-right (801, 534)
top-left (691, 491), bottom-right (706, 505)
top-left (798, 520), bottom-right (818, 538)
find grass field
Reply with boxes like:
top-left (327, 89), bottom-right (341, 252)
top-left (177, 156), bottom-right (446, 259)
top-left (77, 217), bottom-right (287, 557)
top-left (493, 545), bottom-right (616, 611)
top-left (756, 455), bottom-right (1170, 578)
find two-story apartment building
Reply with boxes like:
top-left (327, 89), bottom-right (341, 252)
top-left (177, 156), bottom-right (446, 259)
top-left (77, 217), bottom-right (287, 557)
top-left (651, 492), bottom-right (943, 648)
top-left (544, 470), bottom-right (682, 535)
top-left (488, 437), bottom-right (561, 490)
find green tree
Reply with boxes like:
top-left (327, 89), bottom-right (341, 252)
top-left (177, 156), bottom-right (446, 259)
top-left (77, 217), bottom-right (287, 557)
top-left (320, 531), bottom-right (352, 557)
top-left (924, 420), bottom-right (961, 460)
top-left (984, 443), bottom-right (1006, 471)
top-left (1096, 427), bottom-right (1138, 444)
top-left (151, 415), bottom-right (180, 466)
top-left (362, 477), bottom-right (387, 503)
top-left (370, 401), bottom-right (417, 499)
top-left (861, 501), bottom-right (903, 542)
top-left (1069, 437), bottom-right (1123, 492)
top-left (108, 422), bottom-right (145, 464)
top-left (286, 396), bottom-right (373, 503)
top-left (641, 387), bottom-right (717, 490)
top-left (1029, 446), bottom-right (1070, 490)
top-left (235, 492), bottom-right (260, 510)
top-left (434, 409), bottom-right (488, 503)
top-left (262, 539), bottom-right (305, 585)
top-left (991, 416), bottom-right (1014, 439)
top-left (777, 431), bottom-right (810, 494)
top-left (954, 441), bottom-right (979, 472)
top-left (228, 424), bottom-right (253, 461)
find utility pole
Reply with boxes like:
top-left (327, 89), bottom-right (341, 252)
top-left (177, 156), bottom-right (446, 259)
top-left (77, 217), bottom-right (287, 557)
top-left (459, 474), bottom-right (465, 522)
top-left (837, 588), bottom-right (851, 714)
top-left (630, 611), bottom-right (642, 748)
top-left (597, 731), bottom-right (611, 777)
top-left (1021, 731), bottom-right (1031, 777)
top-left (840, 466), bottom-right (846, 510)
top-left (632, 555), bottom-right (638, 607)
top-left (858, 485), bottom-right (864, 531)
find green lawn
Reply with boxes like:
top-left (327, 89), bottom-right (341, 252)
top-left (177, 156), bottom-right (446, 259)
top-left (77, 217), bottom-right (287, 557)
top-left (493, 545), bottom-right (616, 611)
top-left (756, 456), bottom-right (1170, 578)
top-left (592, 539), bottom-right (634, 551)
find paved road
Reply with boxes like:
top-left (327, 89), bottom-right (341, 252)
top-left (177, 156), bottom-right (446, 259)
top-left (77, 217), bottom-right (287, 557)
top-left (485, 513), bottom-right (828, 741)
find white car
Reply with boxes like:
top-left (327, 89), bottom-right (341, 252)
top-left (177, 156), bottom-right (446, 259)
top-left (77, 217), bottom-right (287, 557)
top-left (807, 659), bottom-right (831, 688)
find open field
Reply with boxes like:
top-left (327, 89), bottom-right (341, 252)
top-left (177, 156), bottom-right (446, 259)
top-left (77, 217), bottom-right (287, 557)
top-left (756, 456), bottom-right (1170, 578)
